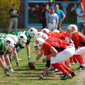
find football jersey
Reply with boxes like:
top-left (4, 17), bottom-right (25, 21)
top-left (0, 33), bottom-right (8, 39)
top-left (12, 31), bottom-right (31, 45)
top-left (0, 39), bottom-right (10, 55)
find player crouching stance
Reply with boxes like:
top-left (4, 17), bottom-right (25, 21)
top-left (34, 38), bottom-right (76, 80)
top-left (0, 37), bottom-right (15, 76)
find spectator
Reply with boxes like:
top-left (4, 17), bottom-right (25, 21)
top-left (8, 4), bottom-right (19, 33)
top-left (55, 4), bottom-right (66, 31)
top-left (41, 4), bottom-right (50, 29)
top-left (76, 2), bottom-right (85, 35)
top-left (46, 7), bottom-right (58, 31)
top-left (61, 2), bottom-right (67, 23)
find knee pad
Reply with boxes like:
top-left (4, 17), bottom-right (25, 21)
top-left (46, 60), bottom-right (50, 68)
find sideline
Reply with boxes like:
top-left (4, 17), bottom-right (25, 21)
top-left (75, 54), bottom-right (85, 85)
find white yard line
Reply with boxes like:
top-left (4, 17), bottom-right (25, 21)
top-left (75, 54), bottom-right (85, 85)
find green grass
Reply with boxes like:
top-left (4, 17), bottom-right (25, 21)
top-left (0, 38), bottom-right (85, 85)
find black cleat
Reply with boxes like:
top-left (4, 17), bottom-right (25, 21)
top-left (71, 72), bottom-right (76, 77)
top-left (60, 74), bottom-right (72, 80)
top-left (76, 65), bottom-right (85, 70)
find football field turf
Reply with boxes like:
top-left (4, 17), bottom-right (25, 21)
top-left (0, 38), bottom-right (85, 85)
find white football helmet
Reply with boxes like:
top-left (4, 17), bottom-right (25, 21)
top-left (41, 28), bottom-right (50, 33)
top-left (18, 34), bottom-right (27, 46)
top-left (4, 37), bottom-right (15, 50)
top-left (34, 38), bottom-right (45, 50)
top-left (67, 24), bottom-right (78, 34)
top-left (34, 32), bottom-right (48, 41)
top-left (53, 30), bottom-right (60, 33)
top-left (8, 34), bottom-right (18, 45)
top-left (28, 27), bottom-right (38, 37)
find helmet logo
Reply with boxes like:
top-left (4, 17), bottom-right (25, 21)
top-left (30, 29), bottom-right (33, 31)
top-left (35, 40), bottom-right (39, 44)
top-left (71, 26), bottom-right (75, 31)
top-left (42, 35), bottom-right (46, 39)
top-left (38, 33), bottom-right (41, 36)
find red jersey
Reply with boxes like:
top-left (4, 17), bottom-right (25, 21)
top-left (46, 37), bottom-right (70, 46)
top-left (42, 42), bottom-right (51, 55)
top-left (42, 38), bottom-right (71, 55)
top-left (71, 32), bottom-right (85, 48)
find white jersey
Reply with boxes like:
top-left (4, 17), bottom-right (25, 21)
top-left (47, 13), bottom-right (58, 24)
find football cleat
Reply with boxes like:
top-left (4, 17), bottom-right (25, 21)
top-left (60, 74), bottom-right (72, 80)
top-left (70, 62), bottom-right (75, 65)
top-left (3, 67), bottom-right (10, 76)
top-left (28, 57), bottom-right (31, 61)
top-left (70, 72), bottom-right (76, 77)
top-left (39, 74), bottom-right (45, 79)
top-left (55, 69), bottom-right (59, 72)
top-left (76, 65), bottom-right (85, 70)
top-left (9, 68), bottom-right (14, 73)
top-left (56, 71), bottom-right (63, 75)
top-left (18, 58), bottom-right (21, 60)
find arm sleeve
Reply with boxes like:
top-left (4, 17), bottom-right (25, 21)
top-left (76, 8), bottom-right (79, 14)
top-left (61, 10), bottom-right (64, 15)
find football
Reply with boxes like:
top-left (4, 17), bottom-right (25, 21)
top-left (28, 62), bottom-right (36, 69)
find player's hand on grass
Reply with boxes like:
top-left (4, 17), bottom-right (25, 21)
top-left (32, 51), bottom-right (40, 54)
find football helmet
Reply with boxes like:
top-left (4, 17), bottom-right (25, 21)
top-left (67, 24), bottom-right (78, 34)
top-left (41, 28), bottom-right (50, 33)
top-left (4, 37), bottom-right (15, 50)
top-left (18, 34), bottom-right (27, 46)
top-left (28, 27), bottom-right (38, 37)
top-left (34, 32), bottom-right (48, 41)
top-left (53, 30), bottom-right (60, 33)
top-left (8, 34), bottom-right (18, 45)
top-left (34, 38), bottom-right (45, 50)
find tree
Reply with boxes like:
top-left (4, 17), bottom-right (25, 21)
top-left (0, 0), bottom-right (20, 28)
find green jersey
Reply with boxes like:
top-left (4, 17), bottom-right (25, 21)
top-left (11, 31), bottom-right (31, 45)
top-left (0, 33), bottom-right (8, 39)
top-left (9, 8), bottom-right (19, 18)
top-left (0, 39), bottom-right (9, 55)
top-left (24, 31), bottom-right (31, 45)
top-left (11, 32), bottom-right (25, 48)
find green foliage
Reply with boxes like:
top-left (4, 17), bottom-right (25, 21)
top-left (0, 0), bottom-right (20, 28)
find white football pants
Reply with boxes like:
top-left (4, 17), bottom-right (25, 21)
top-left (75, 47), bottom-right (85, 55)
top-left (51, 44), bottom-right (75, 64)
top-left (48, 23), bottom-right (57, 31)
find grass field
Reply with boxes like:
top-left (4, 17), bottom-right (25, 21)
top-left (0, 38), bottom-right (85, 85)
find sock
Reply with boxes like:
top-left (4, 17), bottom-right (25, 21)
top-left (51, 63), bottom-right (69, 74)
top-left (69, 56), bottom-right (74, 63)
top-left (74, 55), bottom-right (84, 65)
top-left (73, 55), bottom-right (77, 62)
top-left (61, 63), bottom-right (73, 74)
top-left (65, 60), bottom-right (69, 66)
top-left (28, 56), bottom-right (30, 58)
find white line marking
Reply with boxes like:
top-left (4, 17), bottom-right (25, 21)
top-left (75, 54), bottom-right (85, 85)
